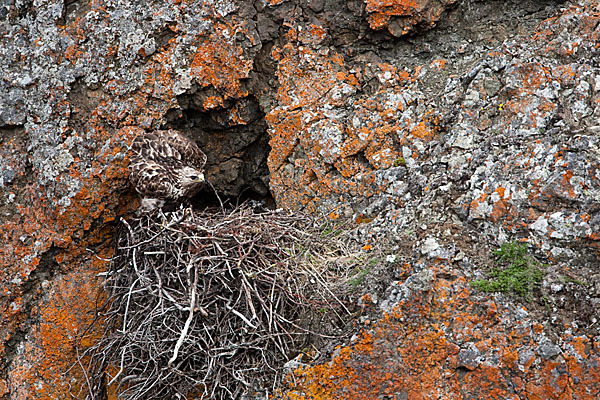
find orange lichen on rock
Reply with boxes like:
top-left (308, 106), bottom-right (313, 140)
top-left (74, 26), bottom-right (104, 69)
top-left (430, 59), bottom-right (446, 70)
top-left (366, 0), bottom-right (419, 31)
top-left (365, 0), bottom-right (458, 36)
top-left (267, 24), bottom-right (446, 211)
top-left (189, 18), bottom-right (254, 101)
top-left (0, 149), bottom-right (132, 398)
top-left (268, 24), bottom-right (382, 210)
top-left (0, 1), bottom-right (260, 397)
top-left (489, 185), bottom-right (517, 222)
top-left (534, 4), bottom-right (600, 58)
top-left (281, 265), bottom-right (600, 399)
top-left (365, 0), bottom-right (419, 15)
top-left (7, 255), bottom-right (108, 399)
top-left (407, 110), bottom-right (441, 141)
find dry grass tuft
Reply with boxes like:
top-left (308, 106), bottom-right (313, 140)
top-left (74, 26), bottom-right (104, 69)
top-left (75, 204), bottom-right (358, 400)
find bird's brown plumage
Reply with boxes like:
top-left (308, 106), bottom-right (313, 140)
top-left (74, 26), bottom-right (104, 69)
top-left (129, 130), bottom-right (207, 211)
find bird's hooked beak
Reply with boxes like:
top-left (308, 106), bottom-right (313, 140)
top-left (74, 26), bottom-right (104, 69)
top-left (193, 173), bottom-right (205, 183)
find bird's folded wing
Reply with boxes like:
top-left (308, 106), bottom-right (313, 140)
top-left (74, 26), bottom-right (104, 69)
top-left (130, 129), bottom-right (207, 170)
top-left (160, 129), bottom-right (207, 169)
top-left (128, 160), bottom-right (176, 199)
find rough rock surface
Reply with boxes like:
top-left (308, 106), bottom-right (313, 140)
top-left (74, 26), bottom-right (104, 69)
top-left (284, 264), bottom-right (600, 399)
top-left (0, 0), bottom-right (599, 399)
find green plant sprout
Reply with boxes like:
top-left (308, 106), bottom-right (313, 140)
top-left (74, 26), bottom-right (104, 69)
top-left (393, 157), bottom-right (406, 167)
top-left (471, 241), bottom-right (545, 300)
top-left (348, 266), bottom-right (372, 288)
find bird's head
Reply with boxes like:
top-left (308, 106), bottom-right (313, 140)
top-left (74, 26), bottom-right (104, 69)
top-left (179, 166), bottom-right (205, 188)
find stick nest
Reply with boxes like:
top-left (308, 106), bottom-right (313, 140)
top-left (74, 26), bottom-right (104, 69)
top-left (80, 205), bottom-right (355, 400)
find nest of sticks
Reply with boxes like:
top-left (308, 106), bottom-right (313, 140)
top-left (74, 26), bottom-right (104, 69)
top-left (78, 204), bottom-right (355, 400)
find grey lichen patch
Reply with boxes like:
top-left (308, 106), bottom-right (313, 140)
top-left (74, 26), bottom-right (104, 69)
top-left (1, 0), bottom-right (247, 207)
top-left (42, 148), bottom-right (75, 179)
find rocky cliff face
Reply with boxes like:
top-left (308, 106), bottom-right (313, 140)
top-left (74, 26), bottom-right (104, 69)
top-left (0, 0), bottom-right (598, 398)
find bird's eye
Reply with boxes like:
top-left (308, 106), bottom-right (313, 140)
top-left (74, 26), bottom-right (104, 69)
top-left (190, 175), bottom-right (198, 180)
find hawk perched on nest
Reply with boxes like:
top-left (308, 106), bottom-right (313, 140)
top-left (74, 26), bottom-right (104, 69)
top-left (129, 129), bottom-right (207, 212)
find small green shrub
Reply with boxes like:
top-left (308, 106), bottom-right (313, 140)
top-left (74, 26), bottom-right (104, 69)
top-left (393, 157), bottom-right (406, 167)
top-left (348, 266), bottom-right (372, 287)
top-left (368, 257), bottom-right (380, 267)
top-left (471, 241), bottom-right (544, 300)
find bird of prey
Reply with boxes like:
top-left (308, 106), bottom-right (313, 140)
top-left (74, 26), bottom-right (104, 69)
top-left (128, 129), bottom-right (207, 212)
